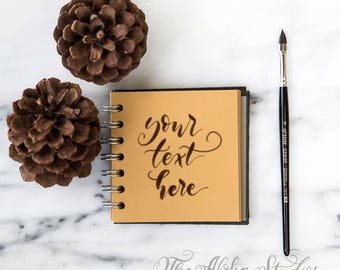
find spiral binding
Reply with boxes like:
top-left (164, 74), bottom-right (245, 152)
top-left (101, 104), bottom-right (125, 209)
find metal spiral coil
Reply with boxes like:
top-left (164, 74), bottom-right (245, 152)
top-left (100, 153), bottom-right (124, 161)
top-left (101, 121), bottom-right (124, 129)
top-left (101, 104), bottom-right (125, 209)
top-left (100, 137), bottom-right (124, 145)
top-left (101, 169), bottom-right (124, 177)
top-left (102, 201), bottom-right (125, 209)
top-left (102, 105), bottom-right (123, 112)
top-left (102, 185), bottom-right (125, 193)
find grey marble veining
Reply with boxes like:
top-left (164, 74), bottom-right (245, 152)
top-left (1, 0), bottom-right (340, 269)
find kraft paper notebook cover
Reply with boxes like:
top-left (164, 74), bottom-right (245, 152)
top-left (102, 87), bottom-right (250, 224)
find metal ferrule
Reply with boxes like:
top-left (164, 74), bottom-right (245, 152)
top-left (279, 44), bottom-right (287, 87)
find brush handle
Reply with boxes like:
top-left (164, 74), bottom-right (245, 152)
top-left (279, 86), bottom-right (290, 256)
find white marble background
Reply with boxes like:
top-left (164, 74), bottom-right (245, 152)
top-left (0, 0), bottom-right (339, 269)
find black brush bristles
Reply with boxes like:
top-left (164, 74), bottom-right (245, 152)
top-left (279, 30), bottom-right (287, 44)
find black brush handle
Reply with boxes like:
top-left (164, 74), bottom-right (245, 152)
top-left (279, 86), bottom-right (290, 256)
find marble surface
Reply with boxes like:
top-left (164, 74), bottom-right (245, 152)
top-left (0, 0), bottom-right (339, 269)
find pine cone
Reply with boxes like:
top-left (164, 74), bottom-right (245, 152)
top-left (7, 78), bottom-right (101, 187)
top-left (53, 0), bottom-right (148, 85)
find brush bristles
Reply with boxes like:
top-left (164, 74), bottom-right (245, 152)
top-left (279, 30), bottom-right (287, 44)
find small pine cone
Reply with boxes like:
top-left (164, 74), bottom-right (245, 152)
top-left (7, 78), bottom-right (101, 187)
top-left (53, 0), bottom-right (148, 85)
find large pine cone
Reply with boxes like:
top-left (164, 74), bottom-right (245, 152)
top-left (53, 0), bottom-right (148, 85)
top-left (7, 78), bottom-right (101, 187)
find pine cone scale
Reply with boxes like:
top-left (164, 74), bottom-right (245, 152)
top-left (46, 158), bottom-right (69, 174)
top-left (8, 130), bottom-right (28, 146)
top-left (11, 116), bottom-right (34, 133)
top-left (63, 24), bottom-right (79, 43)
top-left (57, 138), bottom-right (78, 160)
top-left (89, 45), bottom-right (103, 62)
top-left (87, 59), bottom-right (104, 75)
top-left (23, 88), bottom-right (39, 99)
top-left (67, 54), bottom-right (88, 71)
top-left (28, 128), bottom-right (51, 143)
top-left (75, 5), bottom-right (92, 21)
top-left (71, 20), bottom-right (89, 36)
top-left (72, 122), bottom-right (90, 143)
top-left (118, 11), bottom-right (135, 27)
top-left (19, 98), bottom-right (42, 114)
top-left (19, 165), bottom-right (36, 182)
top-left (70, 41), bottom-right (89, 59)
top-left (33, 115), bottom-right (55, 132)
top-left (13, 101), bottom-right (29, 115)
top-left (24, 138), bottom-right (47, 153)
top-left (99, 5), bottom-right (116, 22)
top-left (32, 146), bottom-right (55, 165)
top-left (102, 39), bottom-right (115, 51)
top-left (56, 118), bottom-right (75, 137)
top-left (57, 38), bottom-right (70, 54)
top-left (58, 12), bottom-right (72, 30)
top-left (47, 131), bottom-right (64, 149)
top-left (9, 144), bottom-right (25, 163)
top-left (79, 161), bottom-right (91, 177)
top-left (70, 145), bottom-right (89, 161)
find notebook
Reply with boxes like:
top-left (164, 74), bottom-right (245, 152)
top-left (101, 87), bottom-right (250, 224)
